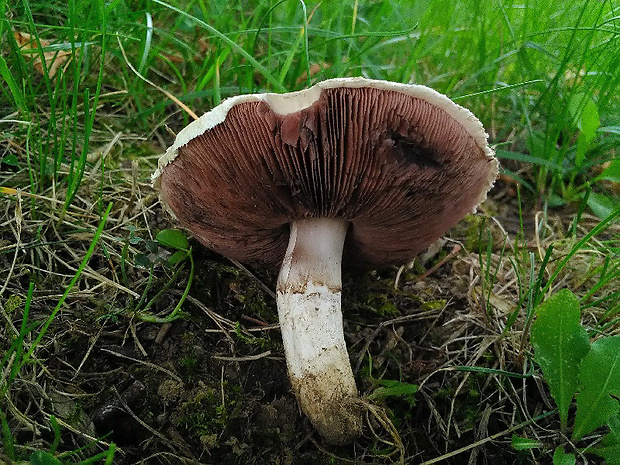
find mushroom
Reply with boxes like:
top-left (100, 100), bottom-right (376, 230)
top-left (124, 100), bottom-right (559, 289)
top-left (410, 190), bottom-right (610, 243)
top-left (153, 77), bottom-right (498, 444)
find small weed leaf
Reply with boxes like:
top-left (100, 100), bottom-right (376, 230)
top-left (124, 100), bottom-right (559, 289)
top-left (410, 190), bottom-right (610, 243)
top-left (156, 229), bottom-right (189, 251)
top-left (30, 451), bottom-right (62, 465)
top-left (573, 336), bottom-right (620, 442)
top-left (1, 153), bottom-right (19, 168)
top-left (367, 379), bottom-right (418, 400)
top-left (590, 415), bottom-right (620, 464)
top-left (552, 446), bottom-right (576, 465)
top-left (134, 252), bottom-right (153, 269)
top-left (126, 225), bottom-right (143, 245)
top-left (128, 235), bottom-right (143, 245)
top-left (531, 289), bottom-right (590, 430)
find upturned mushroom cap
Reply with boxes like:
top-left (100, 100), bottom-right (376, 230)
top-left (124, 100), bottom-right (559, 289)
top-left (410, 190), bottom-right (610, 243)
top-left (154, 77), bottom-right (498, 443)
top-left (153, 77), bottom-right (497, 269)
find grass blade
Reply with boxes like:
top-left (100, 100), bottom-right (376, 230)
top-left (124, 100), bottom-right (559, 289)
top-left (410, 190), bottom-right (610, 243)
top-left (62, 1), bottom-right (107, 214)
top-left (0, 56), bottom-right (25, 112)
top-left (151, 0), bottom-right (286, 92)
top-left (20, 202), bottom-right (113, 368)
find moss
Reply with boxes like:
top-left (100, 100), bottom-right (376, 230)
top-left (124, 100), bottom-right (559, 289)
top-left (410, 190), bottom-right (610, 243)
top-left (366, 292), bottom-right (400, 316)
top-left (177, 382), bottom-right (243, 442)
top-left (4, 294), bottom-right (23, 315)
top-left (230, 322), bottom-right (267, 348)
top-left (234, 285), bottom-right (274, 323)
top-left (450, 214), bottom-right (486, 253)
top-left (421, 299), bottom-right (447, 312)
top-left (457, 405), bottom-right (479, 433)
top-left (180, 353), bottom-right (198, 378)
top-left (178, 332), bottom-right (203, 381)
top-left (157, 379), bottom-right (183, 405)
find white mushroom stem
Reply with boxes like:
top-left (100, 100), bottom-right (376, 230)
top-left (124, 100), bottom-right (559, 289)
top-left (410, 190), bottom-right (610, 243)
top-left (276, 217), bottom-right (362, 443)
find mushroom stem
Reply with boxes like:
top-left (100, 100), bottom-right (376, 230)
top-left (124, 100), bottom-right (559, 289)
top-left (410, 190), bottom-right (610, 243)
top-left (276, 217), bottom-right (362, 443)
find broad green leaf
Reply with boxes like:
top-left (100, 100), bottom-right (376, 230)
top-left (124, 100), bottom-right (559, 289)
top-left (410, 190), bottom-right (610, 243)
top-left (595, 159), bottom-right (620, 184)
top-left (511, 434), bottom-right (543, 451)
top-left (568, 92), bottom-right (600, 139)
top-left (156, 229), bottom-right (189, 251)
top-left (591, 415), bottom-right (620, 464)
top-left (575, 134), bottom-right (589, 168)
top-left (587, 192), bottom-right (619, 220)
top-left (568, 92), bottom-right (600, 167)
top-left (578, 97), bottom-right (600, 143)
top-left (167, 249), bottom-right (188, 266)
top-left (552, 446), bottom-right (575, 465)
top-left (573, 336), bottom-right (620, 441)
top-left (548, 193), bottom-right (567, 208)
top-left (531, 289), bottom-right (590, 430)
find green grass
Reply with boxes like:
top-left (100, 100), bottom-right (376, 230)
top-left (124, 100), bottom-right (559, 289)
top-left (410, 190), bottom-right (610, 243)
top-left (1, 0), bottom-right (619, 463)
